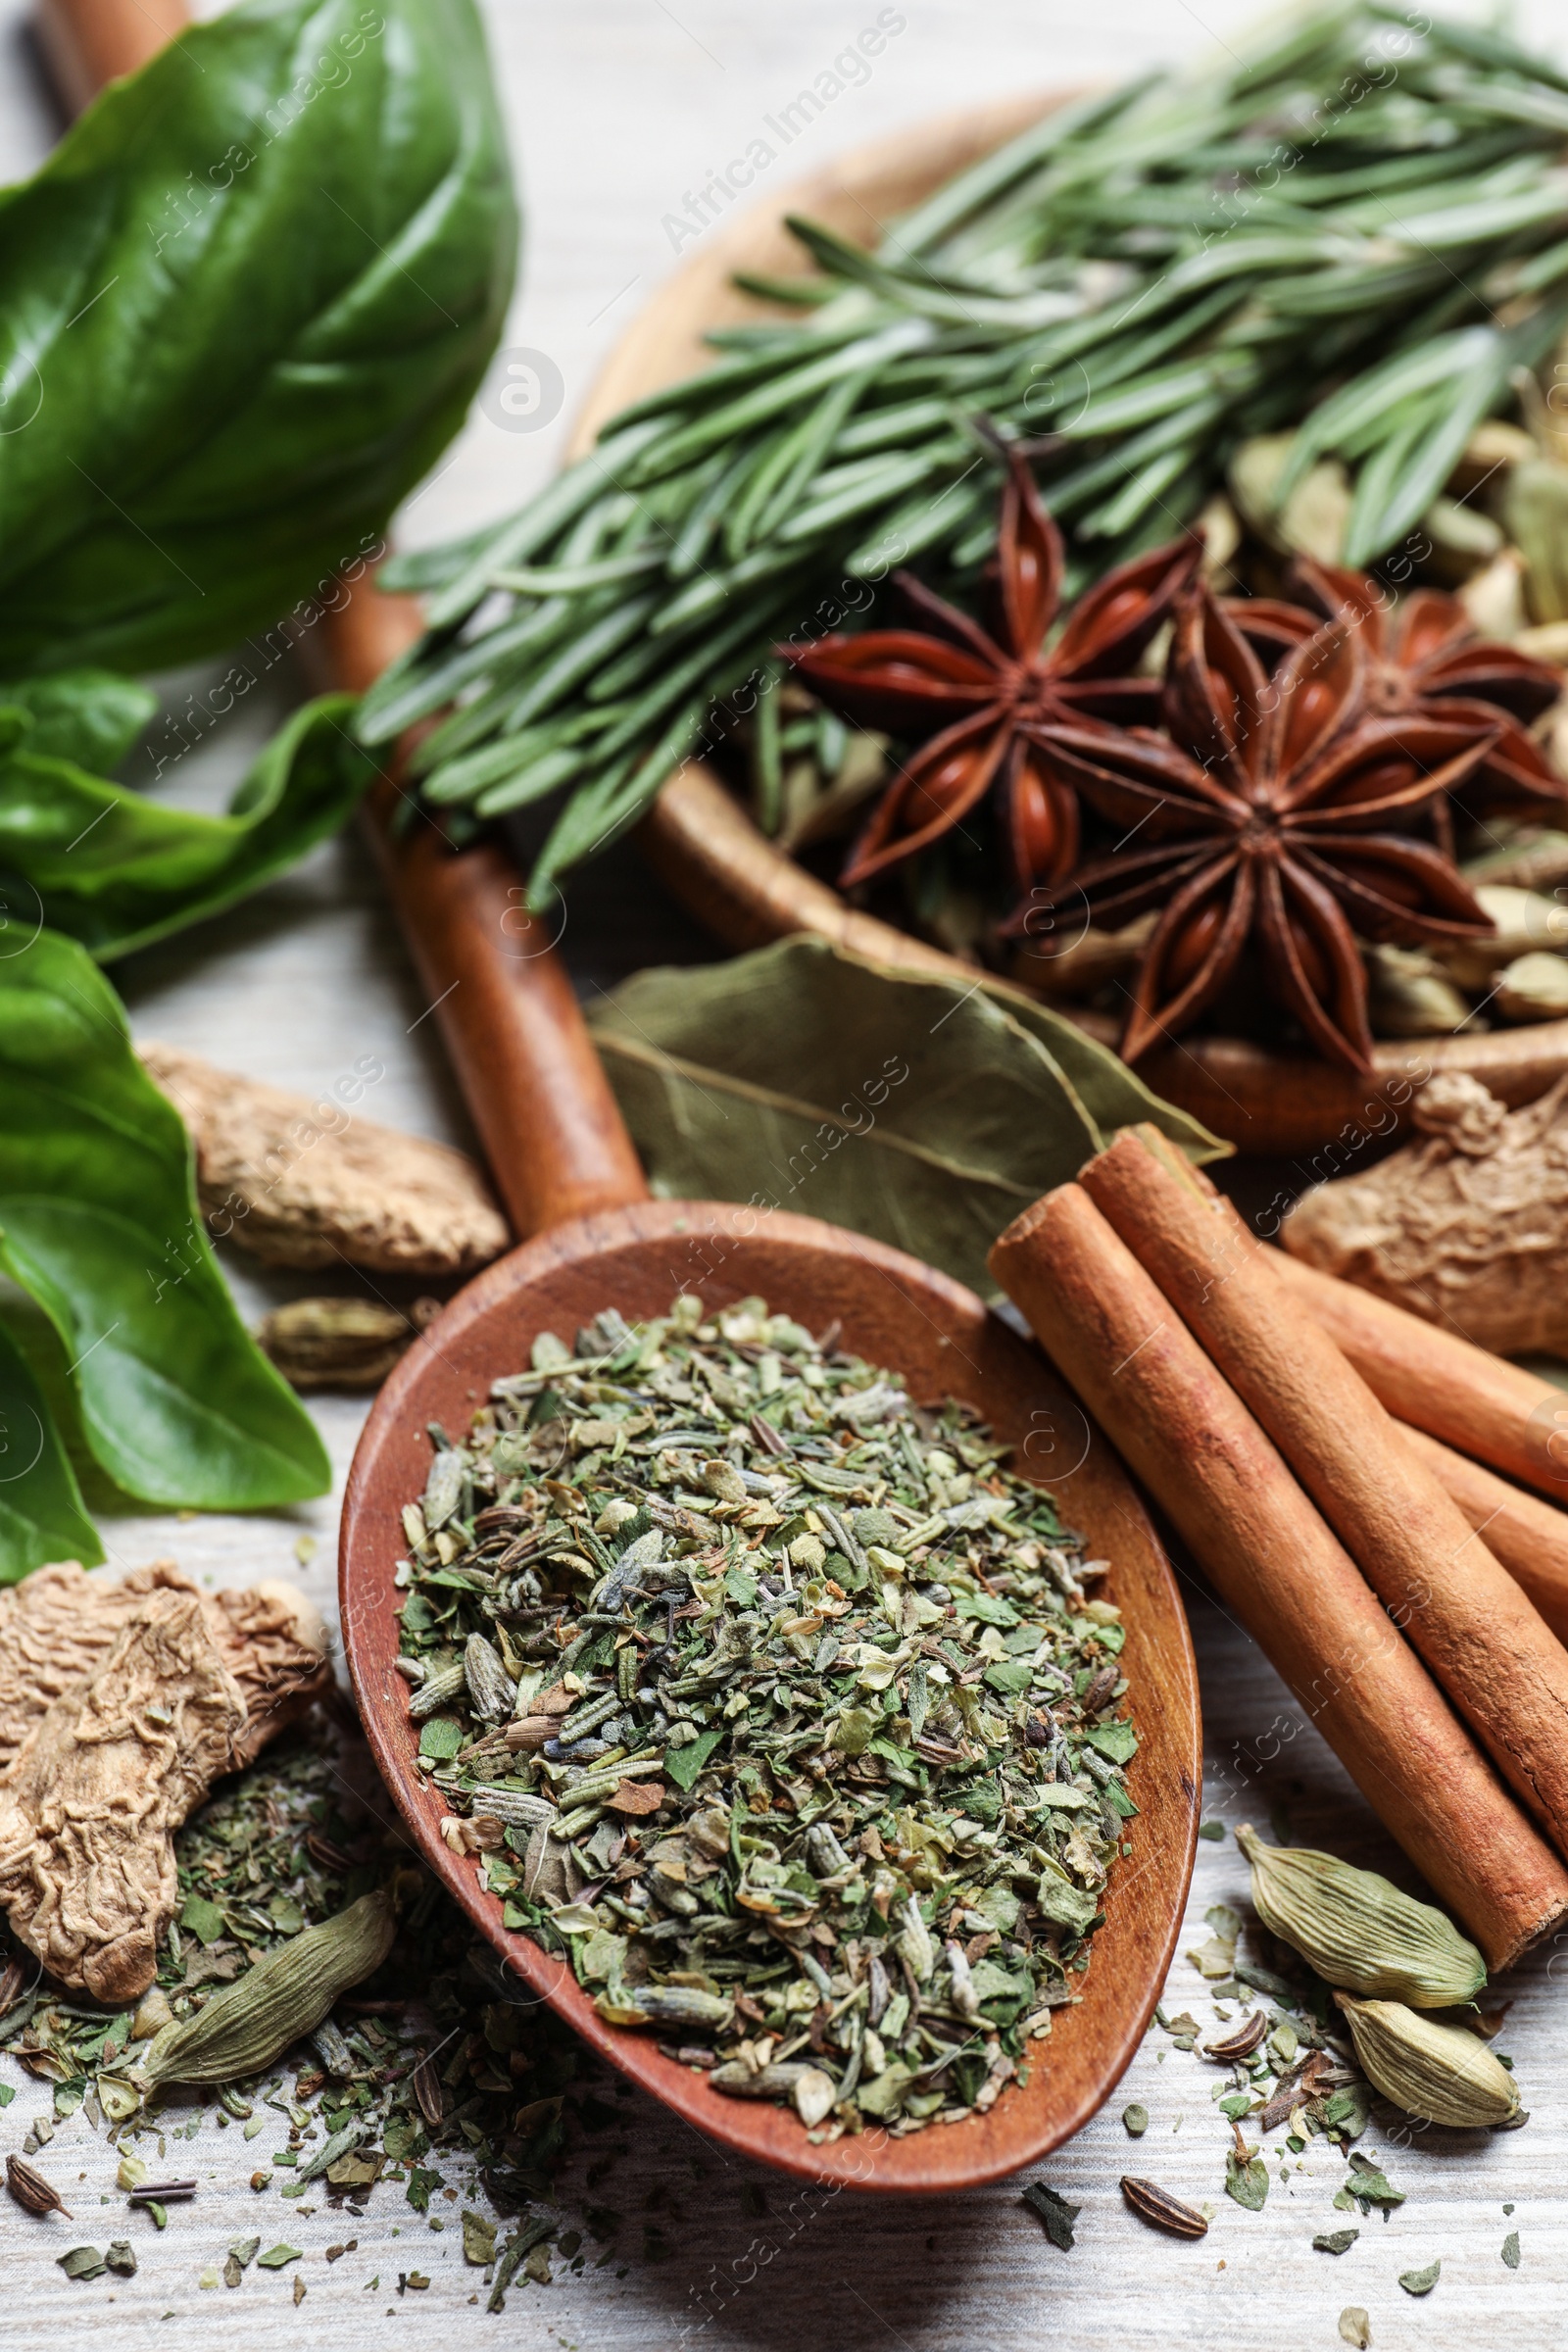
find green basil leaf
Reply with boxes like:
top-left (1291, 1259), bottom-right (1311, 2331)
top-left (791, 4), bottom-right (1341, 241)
top-left (0, 1313), bottom-right (102, 1581)
top-left (0, 0), bottom-right (516, 673)
top-left (0, 670), bottom-right (156, 772)
top-left (0, 931), bottom-right (328, 1506)
top-left (0, 692), bottom-right (373, 960)
top-left (587, 937), bottom-right (1227, 1299)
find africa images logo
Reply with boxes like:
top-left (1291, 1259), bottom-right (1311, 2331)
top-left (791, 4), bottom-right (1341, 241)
top-left (662, 10), bottom-right (907, 252)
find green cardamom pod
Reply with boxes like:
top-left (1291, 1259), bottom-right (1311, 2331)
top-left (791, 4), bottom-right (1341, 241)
top-left (594, 1984), bottom-right (731, 2031)
top-left (138, 1889), bottom-right (396, 2086)
top-left (1335, 1993), bottom-right (1519, 2129)
top-left (1235, 1825), bottom-right (1485, 2007)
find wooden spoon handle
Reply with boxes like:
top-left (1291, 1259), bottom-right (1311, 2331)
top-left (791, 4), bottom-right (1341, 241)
top-left (33, 0), bottom-right (187, 109)
top-left (38, 0), bottom-right (651, 1241)
top-left (324, 582), bottom-right (649, 1236)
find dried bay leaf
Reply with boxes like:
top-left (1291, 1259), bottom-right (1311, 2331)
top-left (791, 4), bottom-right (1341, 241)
top-left (588, 938), bottom-right (1226, 1298)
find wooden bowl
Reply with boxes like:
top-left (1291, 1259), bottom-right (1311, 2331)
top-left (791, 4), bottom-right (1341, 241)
top-left (341, 1200), bottom-right (1201, 2193)
top-left (573, 105), bottom-right (1568, 1158)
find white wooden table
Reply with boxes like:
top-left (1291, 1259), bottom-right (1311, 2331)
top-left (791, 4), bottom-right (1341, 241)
top-left (1, 4), bottom-right (1565, 2345)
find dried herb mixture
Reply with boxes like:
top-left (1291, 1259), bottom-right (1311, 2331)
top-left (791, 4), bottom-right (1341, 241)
top-left (396, 1294), bottom-right (1138, 2138)
top-left (0, 1727), bottom-right (602, 2303)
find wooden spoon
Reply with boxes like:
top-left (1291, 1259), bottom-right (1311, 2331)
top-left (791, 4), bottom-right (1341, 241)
top-left (42, 0), bottom-right (1200, 2190)
top-left (333, 584), bottom-right (1202, 2194)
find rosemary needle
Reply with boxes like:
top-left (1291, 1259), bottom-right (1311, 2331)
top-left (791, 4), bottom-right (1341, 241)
top-left (362, 7), bottom-right (1568, 906)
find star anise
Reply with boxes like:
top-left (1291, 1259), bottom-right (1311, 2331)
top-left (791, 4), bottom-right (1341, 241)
top-left (785, 451), bottom-right (1201, 891)
top-left (1226, 558), bottom-right (1567, 817)
top-left (1016, 584), bottom-right (1496, 1073)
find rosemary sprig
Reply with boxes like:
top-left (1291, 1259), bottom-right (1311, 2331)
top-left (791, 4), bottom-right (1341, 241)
top-left (363, 6), bottom-right (1568, 904)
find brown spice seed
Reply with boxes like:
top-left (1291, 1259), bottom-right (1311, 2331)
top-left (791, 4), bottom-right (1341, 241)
top-left (1082, 1666), bottom-right (1121, 1715)
top-left (6, 2154), bottom-right (70, 2219)
top-left (503, 1718), bottom-right (555, 1751)
top-left (1204, 2010), bottom-right (1270, 2062)
top-left (1120, 2177), bottom-right (1208, 2238)
top-left (413, 2055), bottom-right (445, 2129)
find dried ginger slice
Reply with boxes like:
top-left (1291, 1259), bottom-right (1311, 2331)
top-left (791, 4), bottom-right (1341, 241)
top-left (0, 1560), bottom-right (192, 1773)
top-left (1285, 1069), bottom-right (1568, 1354)
top-left (137, 1039), bottom-right (509, 1275)
top-left (206, 1579), bottom-right (332, 1766)
top-left (0, 1562), bottom-right (331, 2000)
top-left (0, 1584), bottom-right (245, 2002)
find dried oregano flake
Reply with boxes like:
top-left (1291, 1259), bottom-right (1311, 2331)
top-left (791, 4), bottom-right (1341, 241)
top-left (395, 1294), bottom-right (1138, 2138)
top-left (1021, 2180), bottom-right (1079, 2249)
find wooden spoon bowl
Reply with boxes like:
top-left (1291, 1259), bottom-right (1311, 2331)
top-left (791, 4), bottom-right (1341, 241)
top-left (341, 1201), bottom-right (1200, 2190)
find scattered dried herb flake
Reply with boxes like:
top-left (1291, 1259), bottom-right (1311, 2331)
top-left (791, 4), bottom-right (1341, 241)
top-left (1021, 2181), bottom-right (1079, 2250)
top-left (1224, 2145), bottom-right (1269, 2213)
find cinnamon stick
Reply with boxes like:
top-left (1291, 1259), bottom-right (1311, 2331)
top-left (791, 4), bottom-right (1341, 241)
top-left (1396, 1422), bottom-right (1568, 1647)
top-left (1271, 1248), bottom-right (1568, 1501)
top-left (988, 1183), bottom-right (1568, 1970)
top-left (1079, 1128), bottom-right (1568, 1858)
